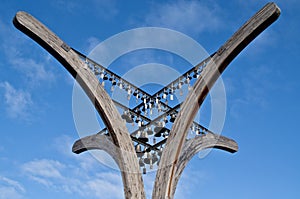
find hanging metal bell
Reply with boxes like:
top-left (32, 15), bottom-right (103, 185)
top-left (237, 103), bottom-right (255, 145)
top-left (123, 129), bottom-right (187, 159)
top-left (127, 86), bottom-right (132, 95)
top-left (170, 93), bottom-right (174, 101)
top-left (163, 116), bottom-right (168, 124)
top-left (157, 102), bottom-right (162, 112)
top-left (135, 116), bottom-right (142, 127)
top-left (135, 144), bottom-right (142, 153)
top-left (154, 121), bottom-right (167, 137)
top-left (155, 94), bottom-right (161, 105)
top-left (99, 69), bottom-right (105, 79)
top-left (103, 74), bottom-right (108, 80)
top-left (163, 89), bottom-right (168, 99)
top-left (163, 131), bottom-right (169, 138)
top-left (144, 152), bottom-right (152, 164)
top-left (152, 153), bottom-right (158, 163)
top-left (147, 127), bottom-right (153, 135)
top-left (139, 158), bottom-right (145, 167)
top-left (111, 78), bottom-right (116, 85)
top-left (117, 80), bottom-right (123, 89)
top-left (154, 132), bottom-right (161, 137)
top-left (169, 113), bottom-right (176, 123)
top-left (139, 131), bottom-right (149, 142)
top-left (121, 111), bottom-right (133, 123)
top-left (185, 75), bottom-right (192, 84)
top-left (157, 148), bottom-right (163, 156)
top-left (134, 108), bottom-right (141, 115)
top-left (133, 89), bottom-right (138, 96)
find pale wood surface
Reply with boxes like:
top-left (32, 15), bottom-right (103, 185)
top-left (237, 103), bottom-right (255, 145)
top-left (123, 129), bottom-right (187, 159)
top-left (153, 3), bottom-right (280, 199)
top-left (72, 133), bottom-right (121, 167)
top-left (14, 12), bottom-right (145, 199)
top-left (171, 133), bottom-right (238, 197)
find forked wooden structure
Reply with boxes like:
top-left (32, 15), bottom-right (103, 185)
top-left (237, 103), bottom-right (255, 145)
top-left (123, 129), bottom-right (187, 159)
top-left (13, 2), bottom-right (280, 199)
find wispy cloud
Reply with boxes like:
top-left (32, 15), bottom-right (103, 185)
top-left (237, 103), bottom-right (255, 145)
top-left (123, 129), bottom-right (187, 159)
top-left (53, 135), bottom-right (163, 198)
top-left (21, 133), bottom-right (209, 199)
top-left (22, 159), bottom-right (65, 179)
top-left (21, 158), bottom-right (123, 199)
top-left (0, 81), bottom-right (33, 120)
top-left (52, 135), bottom-right (103, 171)
top-left (0, 176), bottom-right (25, 199)
top-left (0, 18), bottom-right (56, 88)
top-left (9, 57), bottom-right (56, 89)
top-left (144, 0), bottom-right (222, 36)
top-left (0, 18), bottom-right (56, 121)
top-left (20, 134), bottom-right (124, 198)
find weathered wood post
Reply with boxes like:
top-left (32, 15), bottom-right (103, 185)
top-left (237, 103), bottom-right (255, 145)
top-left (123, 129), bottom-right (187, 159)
top-left (13, 12), bottom-right (146, 199)
top-left (152, 3), bottom-right (280, 198)
top-left (13, 2), bottom-right (280, 199)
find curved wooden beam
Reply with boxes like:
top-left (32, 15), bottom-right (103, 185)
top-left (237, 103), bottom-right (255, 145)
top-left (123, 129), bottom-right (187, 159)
top-left (72, 133), bottom-right (121, 166)
top-left (170, 133), bottom-right (238, 197)
top-left (13, 12), bottom-right (145, 199)
top-left (153, 3), bottom-right (280, 199)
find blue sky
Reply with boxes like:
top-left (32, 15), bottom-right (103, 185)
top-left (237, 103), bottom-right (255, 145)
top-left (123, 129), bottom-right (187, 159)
top-left (0, 0), bottom-right (299, 199)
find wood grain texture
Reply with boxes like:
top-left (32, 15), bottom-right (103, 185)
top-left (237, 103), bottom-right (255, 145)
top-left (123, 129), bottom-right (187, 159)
top-left (170, 133), bottom-right (238, 197)
top-left (153, 3), bottom-right (280, 199)
top-left (13, 12), bottom-right (145, 199)
top-left (72, 133), bottom-right (121, 167)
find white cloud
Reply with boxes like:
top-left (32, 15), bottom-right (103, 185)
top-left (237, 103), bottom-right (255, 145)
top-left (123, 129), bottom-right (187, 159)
top-left (0, 18), bottom-right (56, 89)
top-left (21, 157), bottom-right (124, 199)
top-left (20, 134), bottom-right (126, 198)
top-left (144, 0), bottom-right (222, 35)
top-left (10, 57), bottom-right (56, 89)
top-left (0, 18), bottom-right (57, 120)
top-left (20, 134), bottom-right (210, 199)
top-left (0, 176), bottom-right (25, 193)
top-left (84, 173), bottom-right (123, 199)
top-left (0, 176), bottom-right (25, 199)
top-left (0, 81), bottom-right (33, 119)
top-left (22, 159), bottom-right (65, 179)
top-left (29, 176), bottom-right (54, 188)
top-left (52, 135), bottom-right (102, 171)
top-left (52, 135), bottom-right (75, 157)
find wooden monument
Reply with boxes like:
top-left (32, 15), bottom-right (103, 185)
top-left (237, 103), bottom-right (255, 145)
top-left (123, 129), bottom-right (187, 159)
top-left (13, 2), bottom-right (280, 199)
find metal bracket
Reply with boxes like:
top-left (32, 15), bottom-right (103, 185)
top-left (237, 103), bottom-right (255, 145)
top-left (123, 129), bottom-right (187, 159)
top-left (217, 45), bottom-right (226, 55)
top-left (61, 42), bottom-right (70, 52)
